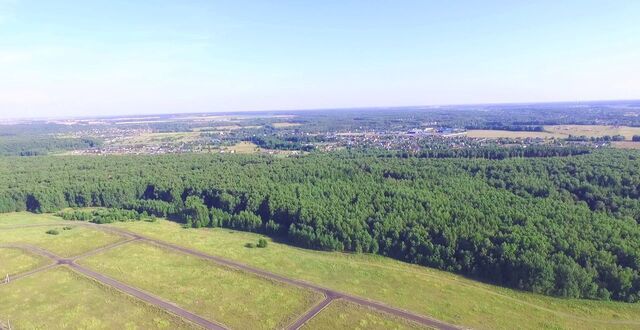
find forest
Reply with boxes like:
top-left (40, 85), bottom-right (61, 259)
top-left (0, 149), bottom-right (639, 302)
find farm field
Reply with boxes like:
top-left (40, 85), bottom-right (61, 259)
top-left (544, 125), bottom-right (640, 140)
top-left (222, 141), bottom-right (260, 154)
top-left (467, 125), bottom-right (640, 140)
top-left (612, 141), bottom-right (640, 149)
top-left (109, 219), bottom-right (640, 330)
top-left (465, 130), bottom-right (561, 139)
top-left (0, 267), bottom-right (198, 329)
top-left (79, 241), bottom-right (322, 329)
top-left (0, 248), bottom-right (47, 276)
top-left (301, 299), bottom-right (430, 330)
top-left (0, 218), bottom-right (122, 257)
top-left (272, 122), bottom-right (302, 128)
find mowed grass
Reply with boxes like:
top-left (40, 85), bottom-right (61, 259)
top-left (79, 241), bottom-right (322, 329)
top-left (0, 267), bottom-right (198, 329)
top-left (302, 299), bottom-right (430, 330)
top-left (0, 212), bottom-right (64, 227)
top-left (0, 225), bottom-right (122, 258)
top-left (109, 220), bottom-right (640, 330)
top-left (545, 125), bottom-right (640, 140)
top-left (0, 248), bottom-right (48, 276)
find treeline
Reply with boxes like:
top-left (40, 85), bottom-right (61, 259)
top-left (403, 145), bottom-right (591, 160)
top-left (0, 151), bottom-right (639, 302)
top-left (566, 135), bottom-right (626, 142)
top-left (57, 208), bottom-right (155, 224)
top-left (0, 136), bottom-right (101, 156)
top-left (248, 136), bottom-right (315, 151)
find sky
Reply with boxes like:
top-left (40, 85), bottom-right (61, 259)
top-left (0, 0), bottom-right (639, 119)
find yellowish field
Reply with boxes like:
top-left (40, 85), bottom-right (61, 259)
top-left (222, 141), bottom-right (260, 154)
top-left (465, 130), bottom-right (561, 139)
top-left (119, 132), bottom-right (202, 145)
top-left (79, 241), bottom-right (322, 329)
top-left (272, 122), bottom-right (302, 128)
top-left (108, 220), bottom-right (640, 330)
top-left (0, 248), bottom-right (48, 276)
top-left (302, 299), bottom-right (430, 330)
top-left (612, 141), bottom-right (640, 149)
top-left (0, 267), bottom-right (198, 329)
top-left (545, 125), bottom-right (640, 140)
top-left (0, 224), bottom-right (122, 257)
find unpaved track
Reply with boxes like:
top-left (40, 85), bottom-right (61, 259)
top-left (83, 223), bottom-right (461, 330)
top-left (2, 222), bottom-right (461, 329)
top-left (1, 243), bottom-right (226, 330)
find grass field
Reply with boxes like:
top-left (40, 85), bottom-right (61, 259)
top-left (222, 141), bottom-right (260, 154)
top-left (302, 299), bottom-right (430, 330)
top-left (0, 212), bottom-right (63, 227)
top-left (119, 132), bottom-right (202, 145)
top-left (0, 267), bottom-right (198, 329)
top-left (108, 220), bottom-right (640, 330)
top-left (272, 122), bottom-right (302, 128)
top-left (467, 125), bottom-right (640, 140)
top-left (79, 241), bottom-right (322, 329)
top-left (0, 220), bottom-right (122, 258)
top-left (612, 141), bottom-right (640, 149)
top-left (0, 248), bottom-right (48, 276)
top-left (545, 125), bottom-right (640, 140)
top-left (465, 130), bottom-right (561, 139)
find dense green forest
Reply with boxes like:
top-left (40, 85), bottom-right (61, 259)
top-left (0, 136), bottom-right (101, 156)
top-left (0, 150), bottom-right (639, 302)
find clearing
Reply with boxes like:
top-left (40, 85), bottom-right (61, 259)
top-left (0, 267), bottom-right (198, 329)
top-left (108, 219), bottom-right (640, 330)
top-left (79, 241), bottom-right (322, 329)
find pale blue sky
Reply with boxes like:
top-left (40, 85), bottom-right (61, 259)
top-left (0, 0), bottom-right (639, 118)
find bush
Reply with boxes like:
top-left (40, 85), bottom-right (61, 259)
top-left (62, 226), bottom-right (73, 230)
top-left (46, 229), bottom-right (59, 235)
top-left (245, 242), bottom-right (255, 248)
top-left (257, 238), bottom-right (268, 248)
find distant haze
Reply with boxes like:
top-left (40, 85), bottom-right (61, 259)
top-left (0, 1), bottom-right (639, 119)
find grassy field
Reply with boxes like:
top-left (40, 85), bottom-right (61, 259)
top-left (302, 299), bottom-right (430, 330)
top-left (272, 122), bottom-right (302, 128)
top-left (222, 141), bottom-right (260, 154)
top-left (79, 241), bottom-right (322, 329)
top-left (465, 130), bottom-right (561, 139)
top-left (0, 219), bottom-right (122, 258)
top-left (467, 125), bottom-right (640, 140)
top-left (612, 141), bottom-right (640, 149)
top-left (545, 125), bottom-right (640, 140)
top-left (0, 248), bottom-right (48, 276)
top-left (119, 132), bottom-right (202, 145)
top-left (108, 220), bottom-right (640, 330)
top-left (0, 212), bottom-right (63, 227)
top-left (0, 267), bottom-right (198, 329)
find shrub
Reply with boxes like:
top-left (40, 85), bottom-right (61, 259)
top-left (245, 242), bottom-right (255, 248)
top-left (257, 238), bottom-right (268, 248)
top-left (62, 226), bottom-right (73, 230)
top-left (46, 229), bottom-right (59, 235)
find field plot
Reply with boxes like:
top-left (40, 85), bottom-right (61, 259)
top-left (0, 248), bottom-right (47, 276)
top-left (0, 212), bottom-right (63, 227)
top-left (222, 141), bottom-right (260, 154)
top-left (544, 125), bottom-right (640, 140)
top-left (79, 241), bottom-right (322, 329)
top-left (612, 141), bottom-right (640, 149)
top-left (465, 130), bottom-right (561, 139)
top-left (272, 122), bottom-right (302, 128)
top-left (0, 267), bottom-right (198, 329)
top-left (119, 132), bottom-right (203, 145)
top-left (302, 299), bottom-right (429, 330)
top-left (110, 220), bottom-right (640, 330)
top-left (0, 225), bottom-right (122, 257)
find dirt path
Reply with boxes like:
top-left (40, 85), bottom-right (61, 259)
top-left (1, 243), bottom-right (226, 330)
top-left (83, 223), bottom-right (461, 330)
top-left (286, 293), bottom-right (337, 330)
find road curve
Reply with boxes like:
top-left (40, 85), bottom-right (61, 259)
top-left (86, 223), bottom-right (461, 330)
